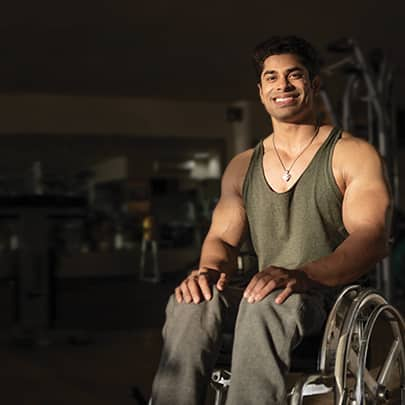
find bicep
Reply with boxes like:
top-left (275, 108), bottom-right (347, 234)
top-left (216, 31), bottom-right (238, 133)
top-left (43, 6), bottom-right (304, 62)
top-left (342, 151), bottom-right (391, 235)
top-left (207, 193), bottom-right (248, 247)
top-left (205, 153), bottom-right (250, 248)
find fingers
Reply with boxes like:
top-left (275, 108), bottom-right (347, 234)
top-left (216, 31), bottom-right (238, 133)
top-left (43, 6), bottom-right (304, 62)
top-left (243, 273), bottom-right (261, 299)
top-left (176, 275), bottom-right (202, 304)
top-left (175, 286), bottom-right (183, 303)
top-left (198, 272), bottom-right (213, 300)
top-left (244, 273), bottom-right (278, 303)
top-left (175, 270), bottom-right (223, 304)
top-left (250, 279), bottom-right (279, 302)
top-left (175, 280), bottom-right (193, 304)
top-left (216, 272), bottom-right (228, 291)
top-left (275, 282), bottom-right (294, 304)
top-left (243, 267), bottom-right (291, 304)
top-left (188, 275), bottom-right (205, 303)
top-left (175, 271), bottom-right (197, 303)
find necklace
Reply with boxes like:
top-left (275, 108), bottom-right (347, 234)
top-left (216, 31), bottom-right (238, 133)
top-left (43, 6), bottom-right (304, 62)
top-left (272, 125), bottom-right (320, 182)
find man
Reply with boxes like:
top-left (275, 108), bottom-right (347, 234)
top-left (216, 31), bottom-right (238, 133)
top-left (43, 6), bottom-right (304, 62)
top-left (151, 36), bottom-right (391, 404)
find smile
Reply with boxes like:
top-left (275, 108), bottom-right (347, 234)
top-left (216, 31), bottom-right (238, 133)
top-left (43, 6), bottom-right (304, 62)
top-left (273, 95), bottom-right (299, 105)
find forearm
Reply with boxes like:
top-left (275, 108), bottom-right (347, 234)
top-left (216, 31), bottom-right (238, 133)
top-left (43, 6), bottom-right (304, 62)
top-left (198, 234), bottom-right (239, 276)
top-left (302, 229), bottom-right (389, 287)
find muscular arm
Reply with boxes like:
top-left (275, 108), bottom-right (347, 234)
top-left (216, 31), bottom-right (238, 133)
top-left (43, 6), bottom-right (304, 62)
top-left (199, 187), bottom-right (248, 276)
top-left (175, 151), bottom-right (251, 303)
top-left (303, 137), bottom-right (391, 286)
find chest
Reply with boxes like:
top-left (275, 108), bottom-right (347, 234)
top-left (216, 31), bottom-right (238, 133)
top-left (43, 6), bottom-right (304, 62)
top-left (262, 141), bottom-right (345, 194)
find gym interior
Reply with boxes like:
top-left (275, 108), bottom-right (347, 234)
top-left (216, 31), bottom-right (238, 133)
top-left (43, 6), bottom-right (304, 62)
top-left (1, 2), bottom-right (405, 404)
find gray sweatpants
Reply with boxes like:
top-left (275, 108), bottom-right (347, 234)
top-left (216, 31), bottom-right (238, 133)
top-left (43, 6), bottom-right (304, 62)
top-left (151, 286), bottom-right (329, 405)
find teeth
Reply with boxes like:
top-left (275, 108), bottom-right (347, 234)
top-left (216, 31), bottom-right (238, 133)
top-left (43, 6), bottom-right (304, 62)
top-left (275, 97), bottom-right (294, 102)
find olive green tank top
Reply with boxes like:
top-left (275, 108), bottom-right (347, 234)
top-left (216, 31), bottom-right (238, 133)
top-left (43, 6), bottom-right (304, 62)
top-left (242, 127), bottom-right (348, 272)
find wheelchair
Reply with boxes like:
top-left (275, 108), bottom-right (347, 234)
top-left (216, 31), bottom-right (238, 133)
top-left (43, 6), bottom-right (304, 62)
top-left (210, 285), bottom-right (405, 404)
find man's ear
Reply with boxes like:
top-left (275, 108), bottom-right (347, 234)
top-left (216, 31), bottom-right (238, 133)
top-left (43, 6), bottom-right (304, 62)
top-left (257, 83), bottom-right (265, 104)
top-left (311, 76), bottom-right (321, 95)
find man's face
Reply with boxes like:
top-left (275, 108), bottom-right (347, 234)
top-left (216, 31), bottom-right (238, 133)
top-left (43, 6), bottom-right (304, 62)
top-left (258, 53), bottom-right (319, 123)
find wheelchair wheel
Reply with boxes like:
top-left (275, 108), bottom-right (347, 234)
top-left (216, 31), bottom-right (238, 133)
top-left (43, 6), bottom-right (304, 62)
top-left (329, 288), bottom-right (387, 404)
top-left (331, 288), bottom-right (404, 404)
top-left (355, 304), bottom-right (405, 404)
top-left (320, 285), bottom-right (363, 375)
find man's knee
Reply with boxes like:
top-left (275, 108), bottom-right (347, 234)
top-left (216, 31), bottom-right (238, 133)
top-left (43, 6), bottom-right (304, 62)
top-left (162, 288), bottom-right (226, 343)
top-left (238, 290), bottom-right (302, 320)
top-left (235, 290), bottom-right (326, 345)
top-left (233, 291), bottom-right (307, 351)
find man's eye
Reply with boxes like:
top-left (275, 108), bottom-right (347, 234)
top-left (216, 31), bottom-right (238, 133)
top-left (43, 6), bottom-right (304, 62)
top-left (266, 76), bottom-right (276, 82)
top-left (289, 72), bottom-right (303, 79)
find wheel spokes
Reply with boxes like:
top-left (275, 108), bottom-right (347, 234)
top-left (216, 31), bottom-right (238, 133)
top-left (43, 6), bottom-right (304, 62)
top-left (377, 337), bottom-right (401, 387)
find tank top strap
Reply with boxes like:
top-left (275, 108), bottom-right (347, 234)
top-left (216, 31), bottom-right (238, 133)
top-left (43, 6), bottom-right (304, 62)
top-left (242, 141), bottom-right (263, 200)
top-left (319, 126), bottom-right (343, 159)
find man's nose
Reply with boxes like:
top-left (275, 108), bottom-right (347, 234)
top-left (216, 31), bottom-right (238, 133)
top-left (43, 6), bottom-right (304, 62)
top-left (277, 76), bottom-right (293, 91)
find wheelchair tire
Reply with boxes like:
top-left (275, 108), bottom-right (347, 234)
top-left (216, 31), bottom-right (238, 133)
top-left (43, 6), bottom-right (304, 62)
top-left (355, 303), bottom-right (405, 404)
top-left (332, 288), bottom-right (404, 404)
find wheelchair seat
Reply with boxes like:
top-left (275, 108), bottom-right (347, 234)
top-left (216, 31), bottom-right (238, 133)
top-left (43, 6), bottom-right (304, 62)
top-left (210, 285), bottom-right (405, 405)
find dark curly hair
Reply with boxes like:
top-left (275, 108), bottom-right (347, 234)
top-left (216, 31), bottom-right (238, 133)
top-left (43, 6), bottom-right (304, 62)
top-left (252, 35), bottom-right (321, 83)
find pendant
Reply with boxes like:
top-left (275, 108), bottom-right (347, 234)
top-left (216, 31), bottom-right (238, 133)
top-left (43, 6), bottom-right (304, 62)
top-left (282, 170), bottom-right (291, 182)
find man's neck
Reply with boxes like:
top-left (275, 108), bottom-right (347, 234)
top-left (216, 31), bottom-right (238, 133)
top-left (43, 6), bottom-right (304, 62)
top-left (270, 119), bottom-right (319, 151)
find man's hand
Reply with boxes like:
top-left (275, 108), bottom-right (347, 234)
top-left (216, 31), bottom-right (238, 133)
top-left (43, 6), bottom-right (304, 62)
top-left (243, 266), bottom-right (315, 304)
top-left (175, 269), bottom-right (228, 304)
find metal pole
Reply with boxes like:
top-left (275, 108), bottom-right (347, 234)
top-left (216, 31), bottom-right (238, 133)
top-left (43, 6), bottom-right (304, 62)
top-left (351, 42), bottom-right (393, 300)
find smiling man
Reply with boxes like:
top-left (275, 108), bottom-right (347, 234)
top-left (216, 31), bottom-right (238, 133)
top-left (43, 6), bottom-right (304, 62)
top-left (150, 36), bottom-right (391, 405)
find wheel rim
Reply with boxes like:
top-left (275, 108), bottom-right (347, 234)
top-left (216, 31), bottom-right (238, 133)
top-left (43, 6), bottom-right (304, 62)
top-left (356, 304), bottom-right (405, 404)
top-left (334, 289), bottom-right (388, 402)
top-left (320, 285), bottom-right (362, 373)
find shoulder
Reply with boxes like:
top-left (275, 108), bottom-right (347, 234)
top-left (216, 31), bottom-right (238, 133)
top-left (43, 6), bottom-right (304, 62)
top-left (334, 130), bottom-right (385, 182)
top-left (226, 148), bottom-right (256, 172)
top-left (222, 147), bottom-right (256, 196)
top-left (336, 130), bottom-right (377, 150)
top-left (335, 131), bottom-right (382, 163)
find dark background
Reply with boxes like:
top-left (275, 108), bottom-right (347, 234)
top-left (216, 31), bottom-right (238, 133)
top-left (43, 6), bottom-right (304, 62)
top-left (0, 0), bottom-right (404, 104)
